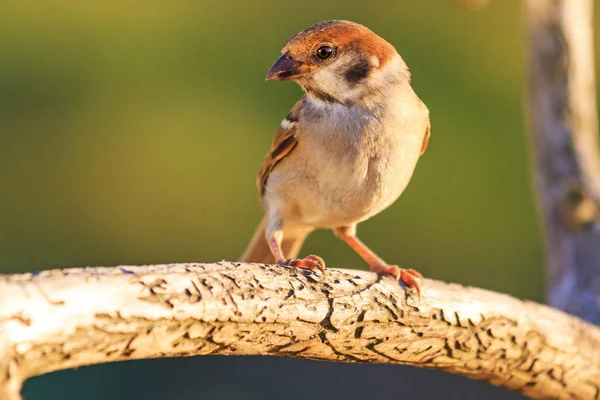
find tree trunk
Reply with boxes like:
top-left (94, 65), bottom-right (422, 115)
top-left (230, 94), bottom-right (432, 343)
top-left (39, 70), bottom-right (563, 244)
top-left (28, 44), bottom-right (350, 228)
top-left (527, 0), bottom-right (600, 321)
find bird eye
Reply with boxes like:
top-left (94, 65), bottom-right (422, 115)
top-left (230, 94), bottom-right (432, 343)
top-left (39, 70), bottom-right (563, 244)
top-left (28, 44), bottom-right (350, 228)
top-left (316, 46), bottom-right (334, 60)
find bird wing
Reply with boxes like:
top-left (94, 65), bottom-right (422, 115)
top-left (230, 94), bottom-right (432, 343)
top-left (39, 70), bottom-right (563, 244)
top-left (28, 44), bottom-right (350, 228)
top-left (257, 96), bottom-right (306, 200)
top-left (420, 118), bottom-right (431, 156)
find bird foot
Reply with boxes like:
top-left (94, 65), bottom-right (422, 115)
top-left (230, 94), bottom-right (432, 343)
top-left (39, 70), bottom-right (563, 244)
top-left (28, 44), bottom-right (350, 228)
top-left (370, 264), bottom-right (423, 300)
top-left (282, 255), bottom-right (326, 276)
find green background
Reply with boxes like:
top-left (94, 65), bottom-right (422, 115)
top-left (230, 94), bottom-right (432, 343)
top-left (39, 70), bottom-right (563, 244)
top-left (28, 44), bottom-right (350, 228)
top-left (1, 0), bottom-right (597, 399)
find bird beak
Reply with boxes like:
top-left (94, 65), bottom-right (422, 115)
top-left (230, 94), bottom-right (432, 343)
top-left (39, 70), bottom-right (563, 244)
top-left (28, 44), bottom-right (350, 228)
top-left (266, 52), bottom-right (311, 81)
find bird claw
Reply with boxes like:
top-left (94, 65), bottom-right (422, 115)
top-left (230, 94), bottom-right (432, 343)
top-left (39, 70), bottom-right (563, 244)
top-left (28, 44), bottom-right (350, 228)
top-left (283, 255), bottom-right (326, 276)
top-left (370, 264), bottom-right (423, 300)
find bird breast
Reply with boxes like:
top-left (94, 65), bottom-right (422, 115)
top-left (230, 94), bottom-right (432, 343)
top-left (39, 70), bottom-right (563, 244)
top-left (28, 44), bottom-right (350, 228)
top-left (267, 98), bottom-right (425, 228)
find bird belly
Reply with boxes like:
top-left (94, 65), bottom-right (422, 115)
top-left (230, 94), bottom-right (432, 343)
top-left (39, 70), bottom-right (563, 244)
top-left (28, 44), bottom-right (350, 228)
top-left (267, 135), bottom-right (421, 229)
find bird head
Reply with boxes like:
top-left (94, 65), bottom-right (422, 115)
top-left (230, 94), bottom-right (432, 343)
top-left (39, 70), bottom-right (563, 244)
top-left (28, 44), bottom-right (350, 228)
top-left (266, 20), bottom-right (409, 105)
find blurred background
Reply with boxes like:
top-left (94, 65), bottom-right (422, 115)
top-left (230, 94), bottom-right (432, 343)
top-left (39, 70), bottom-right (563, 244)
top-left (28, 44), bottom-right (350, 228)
top-left (2, 0), bottom-right (597, 398)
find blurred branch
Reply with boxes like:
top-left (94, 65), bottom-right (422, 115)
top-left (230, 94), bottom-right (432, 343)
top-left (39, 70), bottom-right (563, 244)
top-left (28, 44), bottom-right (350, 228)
top-left (526, 0), bottom-right (600, 322)
top-left (1, 263), bottom-right (600, 400)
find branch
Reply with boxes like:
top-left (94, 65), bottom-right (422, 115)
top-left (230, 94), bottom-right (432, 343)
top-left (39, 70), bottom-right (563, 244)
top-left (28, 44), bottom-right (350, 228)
top-left (1, 263), bottom-right (599, 400)
top-left (527, 0), bottom-right (600, 321)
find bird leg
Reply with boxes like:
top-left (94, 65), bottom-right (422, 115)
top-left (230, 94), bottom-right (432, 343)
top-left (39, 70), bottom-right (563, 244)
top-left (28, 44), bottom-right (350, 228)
top-left (334, 226), bottom-right (423, 298)
top-left (267, 224), bottom-right (325, 275)
top-left (286, 253), bottom-right (326, 275)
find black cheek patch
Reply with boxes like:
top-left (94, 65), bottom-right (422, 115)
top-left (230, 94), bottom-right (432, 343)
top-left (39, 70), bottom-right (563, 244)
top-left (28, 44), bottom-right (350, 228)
top-left (344, 59), bottom-right (371, 83)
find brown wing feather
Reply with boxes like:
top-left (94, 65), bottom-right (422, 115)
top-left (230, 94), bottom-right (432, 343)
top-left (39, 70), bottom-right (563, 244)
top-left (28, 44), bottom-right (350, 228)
top-left (420, 119), bottom-right (431, 156)
top-left (257, 96), bottom-right (306, 199)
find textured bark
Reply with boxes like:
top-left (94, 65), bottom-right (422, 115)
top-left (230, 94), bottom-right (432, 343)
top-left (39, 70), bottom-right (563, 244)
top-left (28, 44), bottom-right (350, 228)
top-left (527, 0), bottom-right (600, 321)
top-left (1, 263), bottom-right (599, 400)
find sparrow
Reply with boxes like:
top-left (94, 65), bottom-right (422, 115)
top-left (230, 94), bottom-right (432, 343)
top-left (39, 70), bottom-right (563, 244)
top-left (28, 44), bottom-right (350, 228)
top-left (240, 20), bottom-right (430, 297)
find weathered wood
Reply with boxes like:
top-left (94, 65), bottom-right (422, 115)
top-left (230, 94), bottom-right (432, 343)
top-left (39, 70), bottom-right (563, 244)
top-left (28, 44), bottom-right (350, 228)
top-left (1, 263), bottom-right (599, 400)
top-left (527, 0), bottom-right (600, 321)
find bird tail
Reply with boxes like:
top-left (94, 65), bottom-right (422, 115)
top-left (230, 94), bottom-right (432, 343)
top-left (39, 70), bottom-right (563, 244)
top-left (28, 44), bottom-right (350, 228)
top-left (240, 215), bottom-right (311, 264)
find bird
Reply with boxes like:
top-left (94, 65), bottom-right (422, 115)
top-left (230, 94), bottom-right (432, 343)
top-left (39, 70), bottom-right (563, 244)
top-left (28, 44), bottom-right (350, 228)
top-left (240, 20), bottom-right (430, 297)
